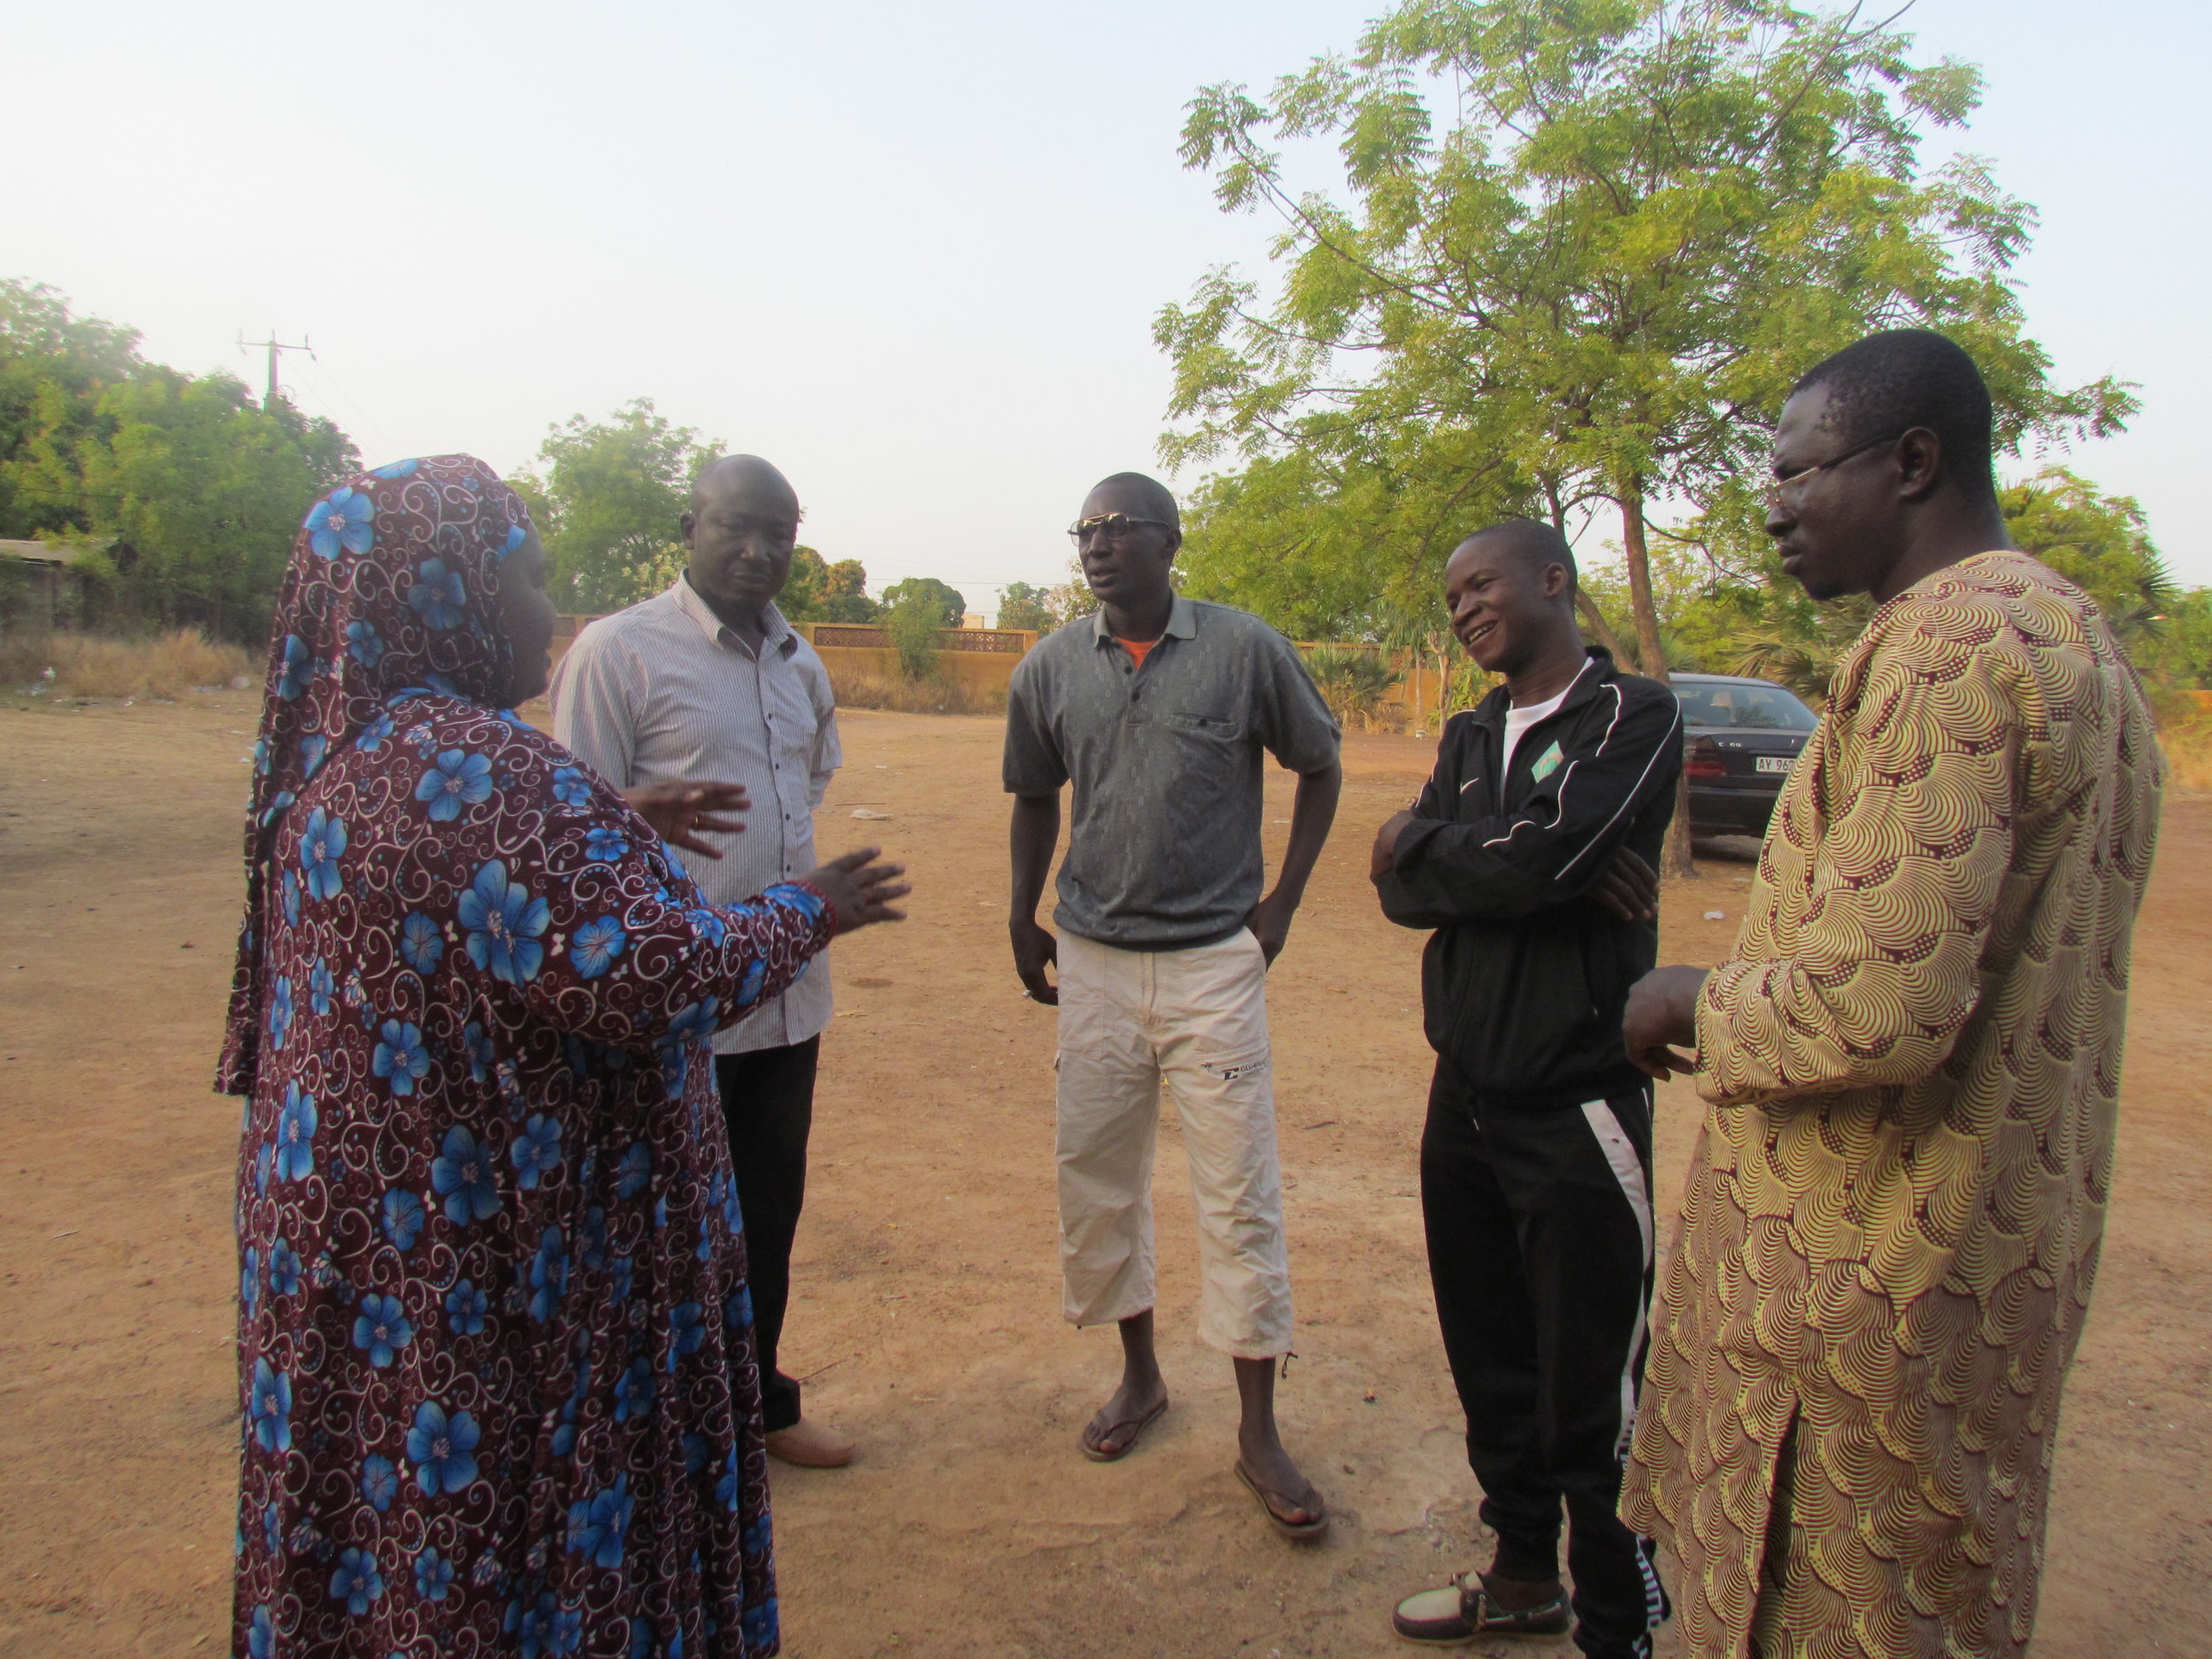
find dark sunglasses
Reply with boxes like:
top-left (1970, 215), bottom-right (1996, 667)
top-left (1067, 512), bottom-right (1171, 546)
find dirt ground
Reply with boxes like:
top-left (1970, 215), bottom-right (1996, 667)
top-left (0, 695), bottom-right (2202, 1657)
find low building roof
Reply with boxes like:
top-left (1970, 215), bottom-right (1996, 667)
top-left (0, 538), bottom-right (104, 566)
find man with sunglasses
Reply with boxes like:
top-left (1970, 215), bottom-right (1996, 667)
top-left (1003, 471), bottom-right (1343, 1540)
top-left (1618, 330), bottom-right (2162, 1659)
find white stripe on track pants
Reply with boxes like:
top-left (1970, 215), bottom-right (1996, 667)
top-left (1053, 927), bottom-right (1294, 1359)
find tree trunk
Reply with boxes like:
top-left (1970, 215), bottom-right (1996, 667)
top-left (1619, 483), bottom-right (1696, 879)
top-left (1573, 588), bottom-right (1638, 671)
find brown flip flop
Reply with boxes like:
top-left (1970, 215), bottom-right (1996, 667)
top-left (1079, 1396), bottom-right (1168, 1463)
top-left (1235, 1461), bottom-right (1330, 1541)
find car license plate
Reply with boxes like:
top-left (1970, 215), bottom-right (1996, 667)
top-left (1755, 756), bottom-right (1793, 774)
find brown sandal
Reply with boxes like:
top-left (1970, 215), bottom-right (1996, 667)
top-left (1235, 1461), bottom-right (1329, 1541)
top-left (1079, 1396), bottom-right (1168, 1463)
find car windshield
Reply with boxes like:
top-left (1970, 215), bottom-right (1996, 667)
top-left (1677, 682), bottom-right (1818, 732)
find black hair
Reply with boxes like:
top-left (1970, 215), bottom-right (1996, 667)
top-left (1461, 518), bottom-right (1578, 597)
top-left (1791, 329), bottom-right (1997, 500)
top-left (1087, 471), bottom-right (1180, 532)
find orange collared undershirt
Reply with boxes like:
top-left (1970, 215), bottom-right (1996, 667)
top-left (1116, 636), bottom-right (1159, 671)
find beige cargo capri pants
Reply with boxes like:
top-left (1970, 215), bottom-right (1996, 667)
top-left (1054, 926), bottom-right (1293, 1359)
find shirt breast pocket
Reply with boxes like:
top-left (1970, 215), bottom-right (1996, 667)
top-left (776, 711), bottom-right (817, 772)
top-left (769, 687), bottom-right (823, 809)
top-left (770, 681), bottom-right (818, 751)
top-left (1158, 711), bottom-right (1244, 743)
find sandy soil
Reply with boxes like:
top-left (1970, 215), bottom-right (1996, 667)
top-left (0, 695), bottom-right (2202, 1657)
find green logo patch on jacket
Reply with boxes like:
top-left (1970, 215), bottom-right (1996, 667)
top-left (1530, 740), bottom-right (1564, 782)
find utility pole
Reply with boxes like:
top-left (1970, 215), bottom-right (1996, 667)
top-left (237, 330), bottom-right (313, 408)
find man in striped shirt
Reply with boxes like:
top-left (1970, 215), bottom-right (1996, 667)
top-left (551, 453), bottom-right (857, 1469)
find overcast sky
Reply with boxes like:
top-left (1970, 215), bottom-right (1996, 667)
top-left (9, 0), bottom-right (2208, 605)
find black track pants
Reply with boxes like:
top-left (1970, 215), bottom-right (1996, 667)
top-left (1419, 1057), bottom-right (1670, 1659)
top-left (715, 1037), bottom-right (820, 1434)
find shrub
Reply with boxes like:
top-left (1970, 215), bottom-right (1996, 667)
top-left (1302, 644), bottom-right (1403, 729)
top-left (880, 595), bottom-right (945, 681)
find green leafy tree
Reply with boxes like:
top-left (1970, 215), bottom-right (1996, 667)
top-left (78, 371), bottom-right (357, 641)
top-left (0, 281), bottom-right (358, 642)
top-left (821, 558), bottom-right (878, 622)
top-left (1162, 0), bottom-right (2135, 869)
top-left (778, 546), bottom-right (832, 619)
top-left (1998, 468), bottom-right (2171, 644)
top-left (878, 576), bottom-right (966, 626)
top-left (0, 280), bottom-right (144, 540)
top-left (523, 398), bottom-right (719, 614)
top-left (995, 580), bottom-right (1055, 632)
top-left (2143, 588), bottom-right (2212, 691)
top-left (781, 548), bottom-right (879, 622)
top-left (1177, 456), bottom-right (1478, 641)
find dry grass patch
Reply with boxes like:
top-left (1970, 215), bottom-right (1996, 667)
top-left (827, 669), bottom-right (1007, 716)
top-left (0, 628), bottom-right (254, 701)
top-left (2162, 727), bottom-right (2212, 794)
top-left (2147, 686), bottom-right (2212, 795)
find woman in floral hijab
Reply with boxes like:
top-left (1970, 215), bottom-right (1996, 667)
top-left (219, 455), bottom-right (903, 1656)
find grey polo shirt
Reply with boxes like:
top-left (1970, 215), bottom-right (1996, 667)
top-left (549, 576), bottom-right (841, 1055)
top-left (1002, 596), bottom-right (1340, 949)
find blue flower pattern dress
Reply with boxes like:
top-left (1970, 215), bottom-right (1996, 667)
top-left (222, 456), bottom-right (820, 1656)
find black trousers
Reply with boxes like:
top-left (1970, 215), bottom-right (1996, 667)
top-left (1420, 1057), bottom-right (1670, 1659)
top-left (715, 1036), bottom-right (820, 1435)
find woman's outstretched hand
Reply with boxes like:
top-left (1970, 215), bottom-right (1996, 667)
top-left (804, 847), bottom-right (910, 934)
top-left (624, 781), bottom-right (749, 858)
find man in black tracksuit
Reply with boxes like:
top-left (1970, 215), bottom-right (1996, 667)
top-left (1371, 519), bottom-right (1681, 1658)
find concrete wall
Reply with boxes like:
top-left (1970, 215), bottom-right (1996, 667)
top-left (810, 643), bottom-right (1025, 695)
top-left (548, 615), bottom-right (1038, 697)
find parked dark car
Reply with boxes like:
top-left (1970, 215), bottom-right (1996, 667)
top-left (1672, 672), bottom-right (1820, 836)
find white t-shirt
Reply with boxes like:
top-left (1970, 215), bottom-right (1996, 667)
top-left (1502, 677), bottom-right (1578, 778)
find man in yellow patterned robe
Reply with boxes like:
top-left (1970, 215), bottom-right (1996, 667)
top-left (1619, 331), bottom-right (2162, 1659)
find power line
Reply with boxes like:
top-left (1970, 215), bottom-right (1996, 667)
top-left (292, 354), bottom-right (399, 461)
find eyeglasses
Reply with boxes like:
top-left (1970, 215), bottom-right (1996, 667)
top-left (1067, 513), bottom-right (1171, 547)
top-left (1767, 431), bottom-right (1906, 504)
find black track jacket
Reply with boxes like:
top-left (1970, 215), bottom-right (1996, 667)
top-left (1376, 647), bottom-right (1682, 1106)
